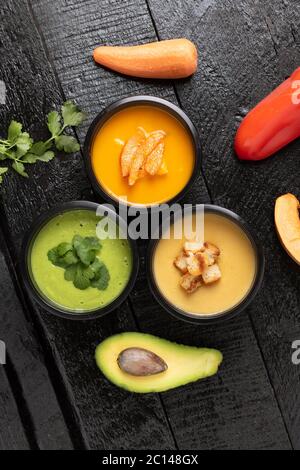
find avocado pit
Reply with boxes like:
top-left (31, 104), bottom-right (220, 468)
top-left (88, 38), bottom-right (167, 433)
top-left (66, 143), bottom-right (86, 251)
top-left (117, 347), bottom-right (168, 376)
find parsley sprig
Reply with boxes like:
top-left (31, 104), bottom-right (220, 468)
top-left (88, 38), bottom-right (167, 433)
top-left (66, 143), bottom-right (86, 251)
top-left (0, 101), bottom-right (85, 181)
top-left (48, 235), bottom-right (110, 291)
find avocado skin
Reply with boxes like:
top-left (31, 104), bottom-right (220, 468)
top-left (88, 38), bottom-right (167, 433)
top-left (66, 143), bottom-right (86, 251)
top-left (95, 332), bottom-right (223, 393)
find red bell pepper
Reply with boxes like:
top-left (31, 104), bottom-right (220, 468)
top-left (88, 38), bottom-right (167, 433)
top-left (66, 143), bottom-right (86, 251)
top-left (235, 67), bottom-right (300, 161)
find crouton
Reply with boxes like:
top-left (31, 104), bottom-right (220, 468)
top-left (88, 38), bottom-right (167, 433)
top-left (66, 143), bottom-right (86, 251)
top-left (185, 253), bottom-right (200, 276)
top-left (184, 240), bottom-right (203, 254)
top-left (202, 242), bottom-right (220, 266)
top-left (174, 252), bottom-right (188, 274)
top-left (196, 251), bottom-right (210, 271)
top-left (202, 264), bottom-right (222, 285)
top-left (180, 274), bottom-right (202, 294)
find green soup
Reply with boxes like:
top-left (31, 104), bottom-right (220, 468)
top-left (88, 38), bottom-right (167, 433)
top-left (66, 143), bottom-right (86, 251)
top-left (30, 210), bottom-right (132, 313)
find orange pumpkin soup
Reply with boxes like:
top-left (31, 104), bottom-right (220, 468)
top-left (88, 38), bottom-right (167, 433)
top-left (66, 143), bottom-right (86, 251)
top-left (91, 105), bottom-right (195, 206)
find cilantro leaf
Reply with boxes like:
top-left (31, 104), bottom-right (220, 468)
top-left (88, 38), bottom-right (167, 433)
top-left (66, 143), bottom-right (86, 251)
top-left (15, 133), bottom-right (33, 158)
top-left (0, 101), bottom-right (85, 183)
top-left (0, 146), bottom-right (8, 158)
top-left (61, 101), bottom-right (86, 127)
top-left (12, 161), bottom-right (28, 178)
top-left (47, 247), bottom-right (63, 267)
top-left (23, 151), bottom-right (55, 164)
top-left (47, 111), bottom-right (62, 137)
top-left (48, 235), bottom-right (109, 291)
top-left (0, 167), bottom-right (8, 183)
top-left (74, 236), bottom-right (101, 266)
top-left (55, 134), bottom-right (80, 153)
top-left (57, 242), bottom-right (73, 257)
top-left (64, 264), bottom-right (77, 282)
top-left (47, 244), bottom-right (78, 268)
top-left (90, 263), bottom-right (110, 291)
top-left (90, 258), bottom-right (104, 280)
top-left (73, 264), bottom-right (95, 290)
top-left (7, 121), bottom-right (22, 143)
top-left (62, 250), bottom-right (79, 266)
top-left (30, 140), bottom-right (53, 156)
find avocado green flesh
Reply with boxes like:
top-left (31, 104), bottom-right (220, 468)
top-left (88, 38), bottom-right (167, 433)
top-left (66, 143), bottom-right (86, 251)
top-left (30, 210), bottom-right (132, 313)
top-left (95, 332), bottom-right (223, 393)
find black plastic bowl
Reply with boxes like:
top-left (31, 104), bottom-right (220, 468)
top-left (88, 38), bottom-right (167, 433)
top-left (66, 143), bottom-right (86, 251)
top-left (21, 201), bottom-right (139, 321)
top-left (147, 204), bottom-right (265, 325)
top-left (83, 95), bottom-right (201, 208)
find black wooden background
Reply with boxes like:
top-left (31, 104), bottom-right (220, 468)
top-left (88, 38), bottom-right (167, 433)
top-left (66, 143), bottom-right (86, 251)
top-left (0, 0), bottom-right (299, 450)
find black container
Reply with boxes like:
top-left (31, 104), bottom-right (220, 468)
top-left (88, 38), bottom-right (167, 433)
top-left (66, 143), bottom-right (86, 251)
top-left (83, 95), bottom-right (201, 208)
top-left (147, 205), bottom-right (265, 325)
top-left (21, 201), bottom-right (139, 321)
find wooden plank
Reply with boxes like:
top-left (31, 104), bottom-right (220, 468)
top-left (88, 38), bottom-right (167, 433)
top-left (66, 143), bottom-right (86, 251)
top-left (0, 0), bottom-right (175, 450)
top-left (31, 0), bottom-right (292, 449)
top-left (0, 368), bottom-right (30, 450)
top-left (0, 232), bottom-right (73, 449)
top-left (147, 0), bottom-right (300, 449)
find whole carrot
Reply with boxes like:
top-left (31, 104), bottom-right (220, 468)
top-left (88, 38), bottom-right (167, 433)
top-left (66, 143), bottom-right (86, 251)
top-left (93, 39), bottom-right (198, 79)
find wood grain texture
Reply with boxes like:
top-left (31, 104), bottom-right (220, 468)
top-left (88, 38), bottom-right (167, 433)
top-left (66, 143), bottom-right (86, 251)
top-left (30, 0), bottom-right (292, 449)
top-left (0, 0), bottom-right (175, 450)
top-left (147, 0), bottom-right (300, 448)
top-left (0, 368), bottom-right (30, 450)
top-left (0, 230), bottom-right (73, 449)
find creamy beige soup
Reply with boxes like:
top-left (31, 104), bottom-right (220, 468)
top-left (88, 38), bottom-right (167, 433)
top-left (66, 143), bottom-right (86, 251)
top-left (153, 213), bottom-right (256, 316)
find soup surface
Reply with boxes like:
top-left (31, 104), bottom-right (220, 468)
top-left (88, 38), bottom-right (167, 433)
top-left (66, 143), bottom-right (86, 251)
top-left (153, 213), bottom-right (256, 315)
top-left (91, 105), bottom-right (195, 205)
top-left (30, 210), bottom-right (132, 312)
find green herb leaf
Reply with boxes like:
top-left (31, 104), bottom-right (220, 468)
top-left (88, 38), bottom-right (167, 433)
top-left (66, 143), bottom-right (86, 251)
top-left (7, 121), bottom-right (22, 143)
top-left (63, 250), bottom-right (79, 266)
top-left (55, 134), bottom-right (80, 153)
top-left (23, 151), bottom-right (55, 164)
top-left (47, 243), bottom-right (78, 268)
top-left (73, 264), bottom-right (95, 290)
top-left (15, 133), bottom-right (33, 158)
top-left (64, 264), bottom-right (77, 282)
top-left (47, 247), bottom-right (62, 267)
top-left (30, 141), bottom-right (53, 156)
top-left (61, 101), bottom-right (86, 127)
top-left (90, 258), bottom-right (103, 280)
top-left (57, 242), bottom-right (73, 257)
top-left (0, 167), bottom-right (8, 184)
top-left (73, 235), bottom-right (101, 266)
top-left (90, 262), bottom-right (110, 291)
top-left (47, 111), bottom-right (62, 137)
top-left (0, 101), bottom-right (85, 183)
top-left (12, 161), bottom-right (28, 178)
top-left (48, 235), bottom-right (109, 291)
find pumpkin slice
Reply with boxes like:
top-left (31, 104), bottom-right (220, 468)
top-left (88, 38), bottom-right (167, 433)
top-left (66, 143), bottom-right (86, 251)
top-left (275, 193), bottom-right (300, 265)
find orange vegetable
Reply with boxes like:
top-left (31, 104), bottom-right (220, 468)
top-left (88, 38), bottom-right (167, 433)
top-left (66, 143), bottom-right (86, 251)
top-left (275, 193), bottom-right (300, 265)
top-left (93, 39), bottom-right (197, 79)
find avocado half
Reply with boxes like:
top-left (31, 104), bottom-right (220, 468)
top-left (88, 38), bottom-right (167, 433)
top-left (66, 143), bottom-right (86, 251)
top-left (95, 332), bottom-right (223, 393)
